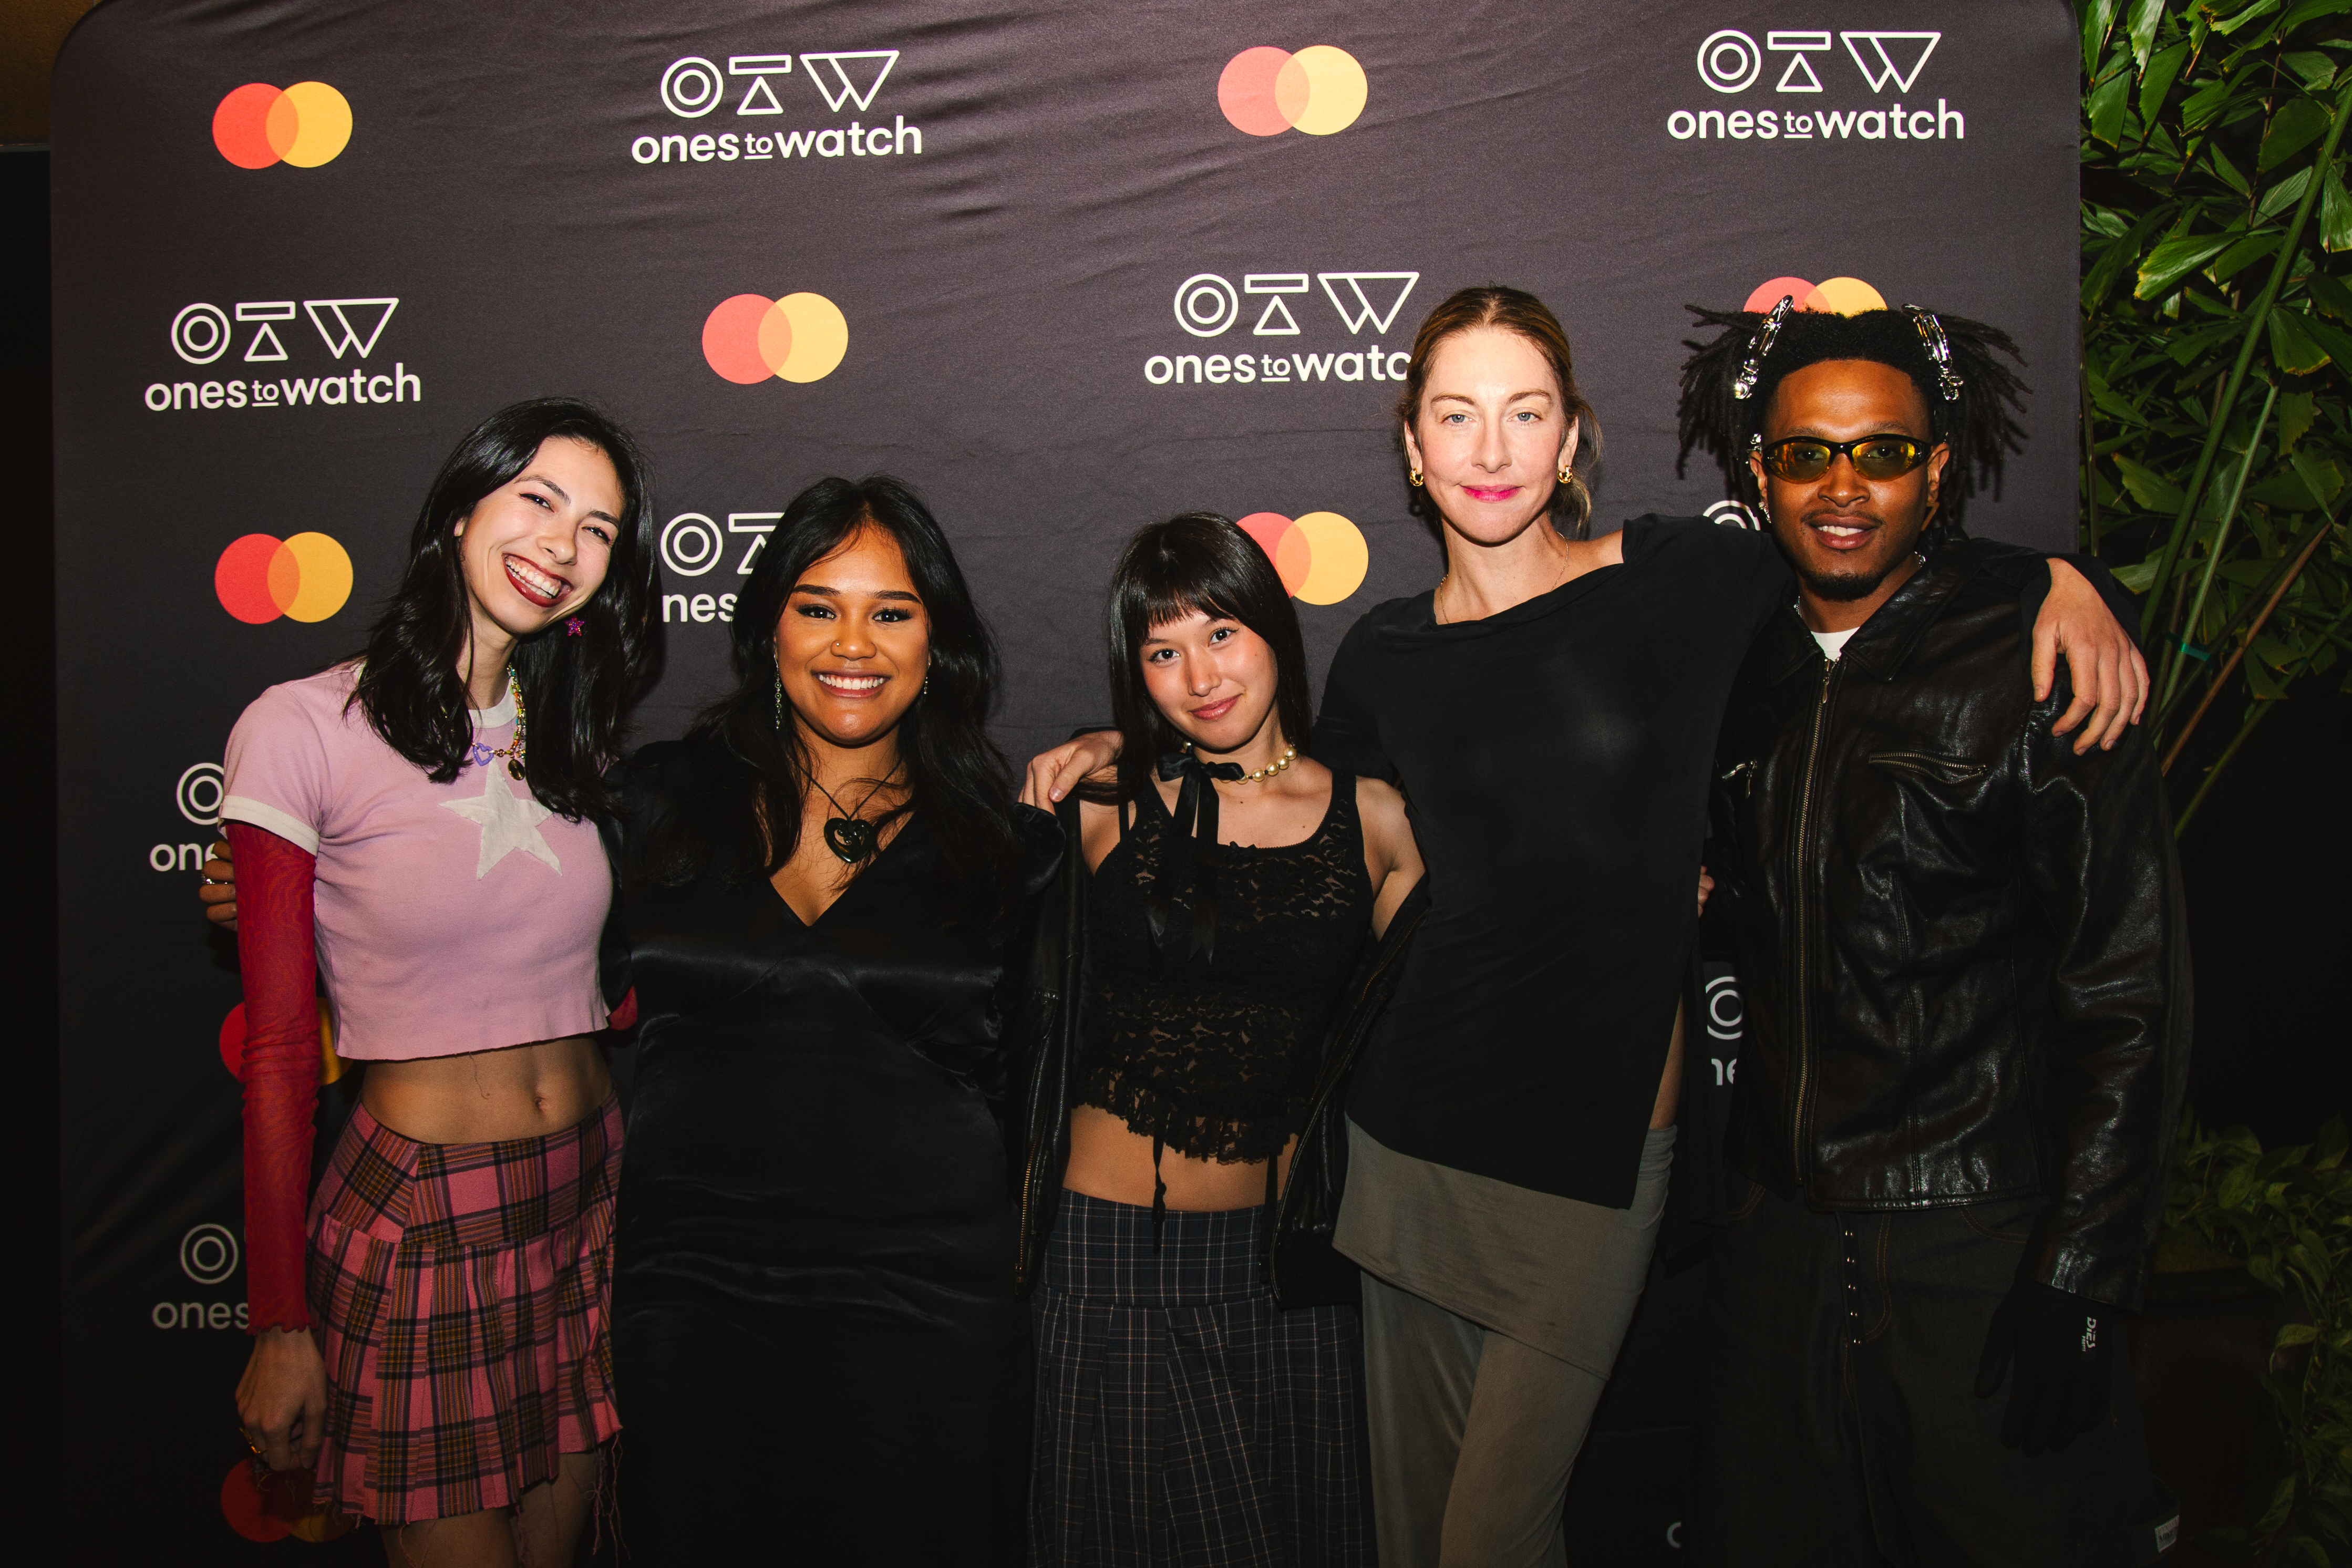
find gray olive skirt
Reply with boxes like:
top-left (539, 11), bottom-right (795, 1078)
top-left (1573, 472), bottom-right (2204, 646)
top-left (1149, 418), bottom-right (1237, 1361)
top-left (1333, 1119), bottom-right (1675, 1376)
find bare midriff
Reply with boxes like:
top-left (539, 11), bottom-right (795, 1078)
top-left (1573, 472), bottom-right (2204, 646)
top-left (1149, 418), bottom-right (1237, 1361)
top-left (360, 1035), bottom-right (611, 1146)
top-left (1061, 1104), bottom-right (1296, 1212)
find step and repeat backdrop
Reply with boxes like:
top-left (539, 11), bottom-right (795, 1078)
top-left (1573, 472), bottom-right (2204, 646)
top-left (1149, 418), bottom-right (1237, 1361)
top-left (53, 0), bottom-right (2076, 1557)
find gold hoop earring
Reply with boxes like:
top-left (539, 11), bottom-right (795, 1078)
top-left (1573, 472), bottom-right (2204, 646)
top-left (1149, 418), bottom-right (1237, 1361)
top-left (1559, 464), bottom-right (1574, 485)
top-left (1408, 468), bottom-right (1425, 488)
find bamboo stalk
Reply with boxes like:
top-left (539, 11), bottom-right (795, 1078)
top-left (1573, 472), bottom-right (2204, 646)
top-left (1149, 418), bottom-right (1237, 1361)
top-left (2161, 519), bottom-right (2341, 772)
top-left (2174, 703), bottom-right (2274, 835)
top-left (2140, 75), bottom-right (2352, 645)
top-left (2162, 382), bottom-right (2279, 709)
top-left (2153, 508), bottom-right (2340, 730)
top-left (2082, 363), bottom-right (2101, 556)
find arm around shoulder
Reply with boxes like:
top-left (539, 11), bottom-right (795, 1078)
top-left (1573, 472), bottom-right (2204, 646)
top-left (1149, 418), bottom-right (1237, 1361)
top-left (1356, 775), bottom-right (1423, 938)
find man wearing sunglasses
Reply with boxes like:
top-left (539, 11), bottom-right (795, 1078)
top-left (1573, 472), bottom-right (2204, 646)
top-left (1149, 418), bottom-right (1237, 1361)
top-left (1679, 302), bottom-right (2187, 1567)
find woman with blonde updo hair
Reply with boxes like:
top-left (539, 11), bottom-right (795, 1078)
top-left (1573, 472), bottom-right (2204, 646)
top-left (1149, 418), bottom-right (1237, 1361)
top-left (1024, 284), bottom-right (2139, 1566)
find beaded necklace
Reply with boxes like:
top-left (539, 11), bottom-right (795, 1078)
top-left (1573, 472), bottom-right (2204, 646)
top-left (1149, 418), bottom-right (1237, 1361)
top-left (484, 669), bottom-right (527, 778)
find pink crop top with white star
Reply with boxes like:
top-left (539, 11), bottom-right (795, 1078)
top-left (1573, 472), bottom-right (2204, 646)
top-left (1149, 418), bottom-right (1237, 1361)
top-left (220, 663), bottom-right (612, 1061)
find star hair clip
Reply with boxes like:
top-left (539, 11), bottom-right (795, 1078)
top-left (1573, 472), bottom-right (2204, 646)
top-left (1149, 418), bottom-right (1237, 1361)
top-left (1731, 295), bottom-right (1793, 401)
top-left (1905, 305), bottom-right (1965, 401)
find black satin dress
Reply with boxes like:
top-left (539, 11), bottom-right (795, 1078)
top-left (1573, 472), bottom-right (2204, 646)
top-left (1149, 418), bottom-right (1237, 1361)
top-left (606, 741), bottom-right (1061, 1563)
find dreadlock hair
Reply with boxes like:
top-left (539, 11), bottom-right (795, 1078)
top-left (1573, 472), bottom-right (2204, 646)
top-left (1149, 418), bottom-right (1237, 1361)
top-left (1674, 304), bottom-right (2028, 537)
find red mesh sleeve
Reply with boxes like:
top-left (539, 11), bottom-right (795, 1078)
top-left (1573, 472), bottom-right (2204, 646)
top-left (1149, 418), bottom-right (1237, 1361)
top-left (229, 822), bottom-right (321, 1336)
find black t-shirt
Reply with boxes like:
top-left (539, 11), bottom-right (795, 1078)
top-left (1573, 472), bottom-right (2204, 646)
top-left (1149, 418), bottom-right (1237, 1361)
top-left (1314, 515), bottom-right (1787, 1206)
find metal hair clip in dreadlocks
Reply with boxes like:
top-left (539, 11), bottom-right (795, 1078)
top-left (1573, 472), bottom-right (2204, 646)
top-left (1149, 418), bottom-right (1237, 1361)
top-left (1730, 296), bottom-right (1793, 400)
top-left (1905, 305), bottom-right (1965, 401)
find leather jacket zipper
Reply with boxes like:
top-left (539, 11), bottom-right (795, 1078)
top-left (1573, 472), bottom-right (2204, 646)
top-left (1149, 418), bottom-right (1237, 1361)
top-left (1790, 655), bottom-right (1840, 1187)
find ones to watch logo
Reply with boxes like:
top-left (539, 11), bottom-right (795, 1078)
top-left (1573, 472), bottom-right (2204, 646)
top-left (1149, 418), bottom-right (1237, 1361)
top-left (653, 507), bottom-right (783, 626)
top-left (1669, 29), bottom-right (1964, 143)
top-left (1147, 270), bottom-right (1418, 389)
top-left (702, 293), bottom-right (849, 384)
top-left (1237, 512), bottom-right (1368, 605)
top-left (1218, 46), bottom-right (1368, 137)
top-left (148, 296), bottom-right (418, 415)
top-left (214, 533), bottom-right (354, 624)
top-left (212, 82), bottom-right (353, 169)
top-left (149, 764), bottom-right (223, 873)
top-left (632, 50), bottom-right (923, 166)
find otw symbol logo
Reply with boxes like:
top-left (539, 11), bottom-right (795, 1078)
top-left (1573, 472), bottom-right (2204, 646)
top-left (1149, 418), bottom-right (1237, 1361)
top-left (1218, 46), bottom-right (1367, 136)
top-left (211, 82), bottom-right (353, 168)
top-left (215, 533), bottom-right (354, 624)
top-left (1696, 30), bottom-right (1940, 95)
top-left (702, 292), bottom-right (849, 384)
top-left (1237, 512), bottom-right (1368, 605)
top-left (662, 51), bottom-right (899, 117)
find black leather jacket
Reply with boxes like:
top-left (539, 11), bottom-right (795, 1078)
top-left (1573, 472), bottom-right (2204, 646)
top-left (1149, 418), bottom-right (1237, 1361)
top-left (1709, 538), bottom-right (2190, 1309)
top-left (1012, 795), bottom-right (1089, 1301)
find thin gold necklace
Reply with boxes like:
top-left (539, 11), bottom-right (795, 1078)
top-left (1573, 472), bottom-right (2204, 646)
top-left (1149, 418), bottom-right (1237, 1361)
top-left (1435, 544), bottom-right (1574, 626)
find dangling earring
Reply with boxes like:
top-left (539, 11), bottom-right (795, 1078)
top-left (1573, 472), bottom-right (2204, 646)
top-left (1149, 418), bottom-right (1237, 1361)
top-left (773, 673), bottom-right (784, 732)
top-left (1408, 468), bottom-right (1425, 487)
top-left (921, 673), bottom-right (931, 696)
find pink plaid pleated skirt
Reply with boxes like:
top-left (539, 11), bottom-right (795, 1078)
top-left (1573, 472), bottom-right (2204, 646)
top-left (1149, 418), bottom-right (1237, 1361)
top-left (305, 1096), bottom-right (623, 1525)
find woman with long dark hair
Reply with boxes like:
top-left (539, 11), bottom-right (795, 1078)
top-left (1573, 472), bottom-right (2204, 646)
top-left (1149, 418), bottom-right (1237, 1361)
top-left (602, 475), bottom-right (1058, 1563)
top-left (220, 397), bottom-right (660, 1565)
top-left (1025, 288), bottom-right (2146, 1566)
top-left (1018, 513), bottom-right (1421, 1565)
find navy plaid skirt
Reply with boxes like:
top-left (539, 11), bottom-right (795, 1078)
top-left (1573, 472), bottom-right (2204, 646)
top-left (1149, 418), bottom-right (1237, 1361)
top-left (1029, 1190), bottom-right (1375, 1567)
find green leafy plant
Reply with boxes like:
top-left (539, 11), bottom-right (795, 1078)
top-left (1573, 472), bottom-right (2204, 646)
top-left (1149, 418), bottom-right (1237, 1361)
top-left (2163, 1113), bottom-right (2352, 1562)
top-left (2078, 0), bottom-right (2352, 831)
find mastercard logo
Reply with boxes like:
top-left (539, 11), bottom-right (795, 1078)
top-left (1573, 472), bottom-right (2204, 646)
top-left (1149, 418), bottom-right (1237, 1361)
top-left (214, 533), bottom-right (353, 624)
top-left (702, 292), bottom-right (850, 385)
top-left (1237, 511), bottom-right (1368, 605)
top-left (1745, 275), bottom-right (1888, 315)
top-left (1218, 46), bottom-right (1368, 137)
top-left (211, 82), bottom-right (353, 169)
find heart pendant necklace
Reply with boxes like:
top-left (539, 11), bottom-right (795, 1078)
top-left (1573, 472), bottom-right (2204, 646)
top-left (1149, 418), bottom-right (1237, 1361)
top-left (805, 760), bottom-right (902, 865)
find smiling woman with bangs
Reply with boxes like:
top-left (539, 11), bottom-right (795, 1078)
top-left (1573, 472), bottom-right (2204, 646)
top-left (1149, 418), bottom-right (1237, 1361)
top-left (1016, 512), bottom-right (1424, 1564)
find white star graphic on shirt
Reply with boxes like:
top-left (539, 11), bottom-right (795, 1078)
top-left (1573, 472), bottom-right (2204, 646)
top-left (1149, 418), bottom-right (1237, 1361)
top-left (440, 764), bottom-right (563, 879)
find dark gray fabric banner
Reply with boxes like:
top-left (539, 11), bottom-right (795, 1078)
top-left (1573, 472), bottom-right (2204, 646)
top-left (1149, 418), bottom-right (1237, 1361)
top-left (52, 1), bottom-right (2074, 1554)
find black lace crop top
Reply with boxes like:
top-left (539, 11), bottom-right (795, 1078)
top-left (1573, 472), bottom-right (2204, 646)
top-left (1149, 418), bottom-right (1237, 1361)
top-left (1077, 771), bottom-right (1375, 1164)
